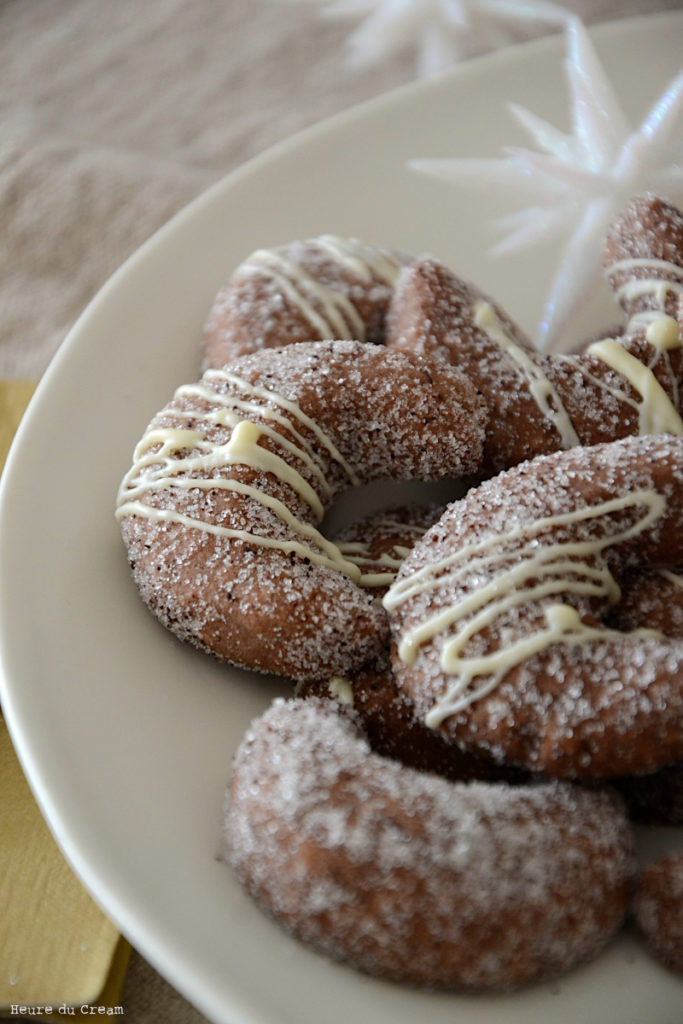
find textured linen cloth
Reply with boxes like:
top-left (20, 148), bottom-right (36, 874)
top-left (0, 1), bottom-right (679, 1020)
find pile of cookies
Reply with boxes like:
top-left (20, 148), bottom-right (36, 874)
top-left (116, 193), bottom-right (683, 991)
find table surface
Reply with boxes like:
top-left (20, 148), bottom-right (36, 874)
top-left (1, 0), bottom-right (680, 1020)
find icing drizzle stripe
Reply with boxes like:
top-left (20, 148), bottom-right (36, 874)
top-left (336, 540), bottom-right (414, 588)
top-left (243, 249), bottom-right (364, 339)
top-left (314, 235), bottom-right (403, 286)
top-left (473, 300), bottom-right (580, 449)
top-left (586, 339), bottom-right (683, 436)
top-left (116, 371), bottom-right (363, 581)
top-left (239, 236), bottom-right (402, 342)
top-left (384, 490), bottom-right (666, 725)
top-left (198, 369), bottom-right (360, 486)
top-left (606, 256), bottom-right (683, 335)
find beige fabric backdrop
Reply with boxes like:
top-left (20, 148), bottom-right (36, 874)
top-left (2, 0), bottom-right (681, 382)
top-left (0, 0), bottom-right (680, 1020)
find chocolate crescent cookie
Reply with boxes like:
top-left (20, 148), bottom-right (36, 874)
top-left (604, 193), bottom-right (683, 333)
top-left (204, 235), bottom-right (410, 369)
top-left (385, 435), bottom-right (683, 780)
top-left (224, 697), bottom-right (634, 991)
top-left (386, 257), bottom-right (683, 474)
top-left (117, 340), bottom-right (485, 681)
top-left (608, 565), bottom-right (683, 825)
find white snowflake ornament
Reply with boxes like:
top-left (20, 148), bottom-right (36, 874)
top-left (411, 17), bottom-right (683, 350)
top-left (280, 0), bottom-right (569, 78)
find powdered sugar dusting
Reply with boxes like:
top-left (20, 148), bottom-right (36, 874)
top-left (224, 697), bottom-right (634, 990)
top-left (633, 852), bottom-right (683, 975)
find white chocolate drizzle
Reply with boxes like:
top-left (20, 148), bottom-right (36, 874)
top-left (188, 369), bottom-right (359, 488)
top-left (116, 370), bottom-right (363, 581)
top-left (313, 235), bottom-right (403, 286)
top-left (607, 257), bottom-right (683, 335)
top-left (384, 490), bottom-right (666, 726)
top-left (656, 568), bottom-right (683, 590)
top-left (336, 540), bottom-right (413, 588)
top-left (586, 338), bottom-right (683, 436)
top-left (327, 676), bottom-right (355, 706)
top-left (645, 314), bottom-right (682, 352)
top-left (241, 237), bottom-right (403, 341)
top-left (336, 514), bottom-right (429, 588)
top-left (473, 301), bottom-right (580, 448)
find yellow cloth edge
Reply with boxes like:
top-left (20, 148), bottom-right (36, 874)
top-left (0, 380), bottom-right (37, 474)
top-left (1, 380), bottom-right (130, 1013)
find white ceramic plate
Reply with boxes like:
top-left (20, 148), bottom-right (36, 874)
top-left (2, 13), bottom-right (682, 1024)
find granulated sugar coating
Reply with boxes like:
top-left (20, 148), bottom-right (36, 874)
top-left (117, 339), bottom-right (485, 681)
top-left (608, 566), bottom-right (683, 638)
top-left (604, 193), bottom-right (683, 327)
top-left (297, 650), bottom-right (531, 785)
top-left (203, 235), bottom-right (411, 370)
top-left (385, 435), bottom-right (683, 780)
top-left (223, 697), bottom-right (634, 991)
top-left (386, 199), bottom-right (683, 474)
top-left (329, 501), bottom-right (446, 595)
